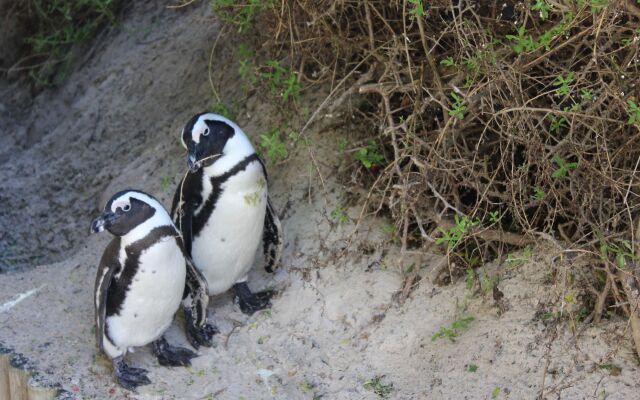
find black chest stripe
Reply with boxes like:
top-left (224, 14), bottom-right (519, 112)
top-left (191, 153), bottom-right (261, 238)
top-left (105, 225), bottom-right (179, 318)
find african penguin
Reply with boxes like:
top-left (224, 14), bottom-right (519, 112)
top-left (171, 112), bottom-right (283, 324)
top-left (91, 190), bottom-right (200, 391)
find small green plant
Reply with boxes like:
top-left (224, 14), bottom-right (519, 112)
top-left (262, 60), bottom-right (300, 102)
top-left (463, 56), bottom-right (480, 75)
top-left (532, 0), bottom-right (552, 20)
top-left (467, 364), bottom-right (478, 372)
top-left (338, 139), bottom-right (348, 154)
top-left (551, 154), bottom-right (578, 178)
top-left (533, 187), bottom-right (546, 200)
top-left (435, 215), bottom-right (480, 250)
top-left (210, 101), bottom-right (238, 121)
top-left (538, 15), bottom-right (573, 50)
top-left (553, 72), bottom-right (575, 97)
top-left (448, 92), bottom-right (466, 120)
top-left (237, 44), bottom-right (257, 87)
top-left (288, 130), bottom-right (311, 147)
top-left (440, 56), bottom-right (456, 67)
top-left (564, 103), bottom-right (581, 113)
top-left (517, 163), bottom-right (530, 174)
top-left (363, 375), bottom-right (394, 399)
top-left (431, 316), bottom-right (474, 342)
top-left (331, 207), bottom-right (350, 225)
top-left (491, 387), bottom-right (501, 399)
top-left (506, 246), bottom-right (532, 268)
top-left (282, 73), bottom-right (301, 102)
top-left (489, 211), bottom-right (501, 224)
top-left (355, 141), bottom-right (385, 169)
top-left (580, 89), bottom-right (594, 101)
top-left (548, 115), bottom-right (568, 133)
top-left (598, 363), bottom-right (622, 376)
top-left (480, 273), bottom-right (498, 294)
top-left (507, 15), bottom-right (572, 54)
top-left (383, 223), bottom-right (400, 244)
top-left (626, 99), bottom-right (640, 126)
top-left (600, 240), bottom-right (638, 269)
top-left (259, 128), bottom-right (288, 164)
top-left (211, 0), bottom-right (274, 33)
top-left (299, 381), bottom-right (316, 393)
top-left (506, 25), bottom-right (536, 54)
top-left (589, 0), bottom-right (608, 14)
top-left (463, 76), bottom-right (475, 89)
top-left (408, 0), bottom-right (425, 17)
top-left (261, 309), bottom-right (272, 318)
top-left (463, 251), bottom-right (480, 268)
top-left (465, 268), bottom-right (475, 291)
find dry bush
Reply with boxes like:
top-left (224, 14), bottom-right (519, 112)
top-left (216, 0), bottom-right (640, 351)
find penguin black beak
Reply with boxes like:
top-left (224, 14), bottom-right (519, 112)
top-left (187, 153), bottom-right (200, 173)
top-left (90, 211), bottom-right (118, 234)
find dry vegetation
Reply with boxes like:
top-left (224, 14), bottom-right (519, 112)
top-left (211, 0), bottom-right (640, 354)
top-left (0, 0), bottom-right (121, 87)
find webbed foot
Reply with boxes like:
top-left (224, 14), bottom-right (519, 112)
top-left (233, 282), bottom-right (274, 315)
top-left (113, 357), bottom-right (151, 391)
top-left (184, 307), bottom-right (218, 349)
top-left (152, 336), bottom-right (198, 367)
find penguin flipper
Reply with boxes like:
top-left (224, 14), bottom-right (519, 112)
top-left (172, 170), bottom-right (202, 255)
top-left (94, 237), bottom-right (121, 353)
top-left (179, 238), bottom-right (217, 348)
top-left (262, 196), bottom-right (283, 273)
top-left (182, 255), bottom-right (209, 327)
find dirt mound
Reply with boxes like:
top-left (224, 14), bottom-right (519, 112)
top-left (0, 1), bottom-right (219, 271)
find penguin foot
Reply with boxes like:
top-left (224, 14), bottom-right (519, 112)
top-left (233, 282), bottom-right (274, 315)
top-left (152, 336), bottom-right (198, 367)
top-left (113, 358), bottom-right (151, 391)
top-left (185, 308), bottom-right (219, 349)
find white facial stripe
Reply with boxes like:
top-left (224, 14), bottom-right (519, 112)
top-left (190, 113), bottom-right (240, 145)
top-left (109, 192), bottom-right (163, 214)
top-left (191, 117), bottom-right (207, 144)
top-left (111, 200), bottom-right (130, 212)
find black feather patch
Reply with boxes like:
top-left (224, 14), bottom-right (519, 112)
top-left (104, 225), bottom-right (179, 318)
top-left (262, 197), bottom-right (283, 273)
top-left (190, 153), bottom-right (261, 238)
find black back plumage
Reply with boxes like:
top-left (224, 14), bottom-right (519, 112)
top-left (94, 237), bottom-right (120, 352)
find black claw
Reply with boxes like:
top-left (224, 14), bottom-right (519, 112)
top-left (187, 321), bottom-right (219, 349)
top-left (125, 366), bottom-right (149, 376)
top-left (152, 336), bottom-right (198, 367)
top-left (234, 282), bottom-right (275, 315)
top-left (185, 308), bottom-right (218, 349)
top-left (113, 358), bottom-right (151, 391)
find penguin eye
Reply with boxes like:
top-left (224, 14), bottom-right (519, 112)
top-left (202, 128), bottom-right (210, 136)
top-left (122, 204), bottom-right (131, 212)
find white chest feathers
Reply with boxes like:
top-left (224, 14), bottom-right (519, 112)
top-left (105, 237), bottom-right (186, 356)
top-left (192, 160), bottom-right (268, 295)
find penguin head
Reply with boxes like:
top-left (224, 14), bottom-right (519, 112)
top-left (91, 190), bottom-right (168, 237)
top-left (180, 112), bottom-right (254, 173)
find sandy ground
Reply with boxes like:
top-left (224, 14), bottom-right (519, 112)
top-left (2, 1), bottom-right (640, 399)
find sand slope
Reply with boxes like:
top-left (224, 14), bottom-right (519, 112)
top-left (1, 1), bottom-right (639, 399)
